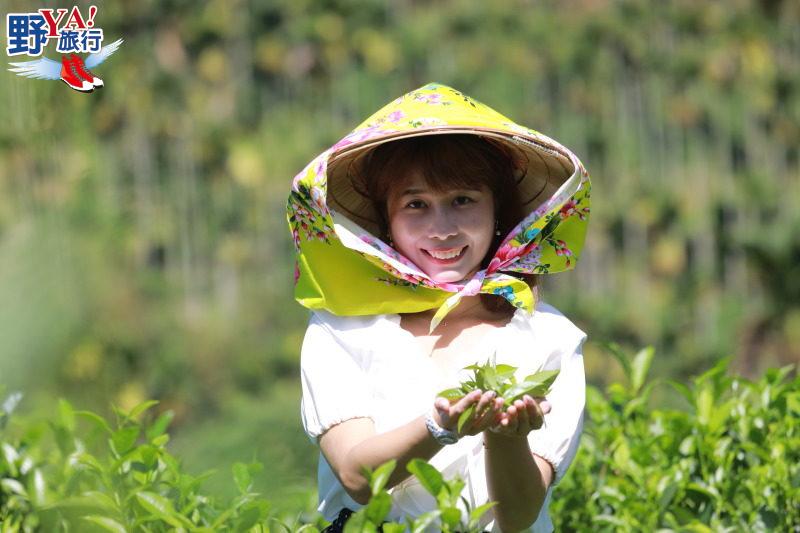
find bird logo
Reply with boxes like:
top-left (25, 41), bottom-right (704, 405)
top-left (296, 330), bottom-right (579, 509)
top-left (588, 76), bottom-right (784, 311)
top-left (7, 38), bottom-right (122, 93)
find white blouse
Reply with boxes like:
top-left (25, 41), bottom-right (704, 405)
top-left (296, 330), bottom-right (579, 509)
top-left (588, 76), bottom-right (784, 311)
top-left (300, 300), bottom-right (587, 532)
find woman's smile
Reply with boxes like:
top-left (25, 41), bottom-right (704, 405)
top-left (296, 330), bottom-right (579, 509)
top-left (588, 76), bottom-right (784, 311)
top-left (386, 171), bottom-right (495, 283)
top-left (423, 246), bottom-right (468, 262)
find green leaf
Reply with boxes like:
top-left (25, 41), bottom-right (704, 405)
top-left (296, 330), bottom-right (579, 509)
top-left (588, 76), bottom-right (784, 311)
top-left (343, 510), bottom-right (373, 533)
top-left (437, 388), bottom-right (464, 401)
top-left (407, 459), bottom-right (443, 497)
top-left (694, 356), bottom-right (732, 388)
top-left (457, 404), bottom-right (475, 434)
top-left (602, 342), bottom-right (632, 382)
top-left (370, 459), bottom-right (397, 495)
top-left (82, 516), bottom-right (128, 533)
top-left (139, 444), bottom-right (159, 469)
top-left (410, 510), bottom-right (441, 533)
top-left (1, 478), bottom-right (27, 497)
top-left (29, 468), bottom-right (46, 506)
top-left (128, 400), bottom-right (160, 422)
top-left (232, 462), bottom-right (251, 494)
top-left (111, 426), bottom-right (139, 456)
top-left (365, 491), bottom-right (392, 524)
top-left (234, 501), bottom-right (263, 532)
top-left (146, 410), bottom-right (174, 440)
top-left (468, 501), bottom-right (497, 527)
top-left (58, 399), bottom-right (75, 431)
top-left (630, 346), bottom-right (654, 394)
top-left (440, 506), bottom-right (461, 528)
top-left (666, 379), bottom-right (694, 405)
top-left (75, 410), bottom-right (113, 435)
top-left (135, 491), bottom-right (193, 529)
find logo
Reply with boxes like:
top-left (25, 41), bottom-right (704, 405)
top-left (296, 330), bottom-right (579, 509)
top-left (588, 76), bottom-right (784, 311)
top-left (6, 5), bottom-right (122, 93)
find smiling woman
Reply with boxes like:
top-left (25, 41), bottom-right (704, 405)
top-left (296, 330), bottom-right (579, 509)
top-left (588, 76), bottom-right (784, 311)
top-left (353, 135), bottom-right (536, 313)
top-left (289, 83), bottom-right (592, 532)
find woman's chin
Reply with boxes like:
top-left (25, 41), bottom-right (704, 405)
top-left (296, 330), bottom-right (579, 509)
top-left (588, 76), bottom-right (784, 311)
top-left (428, 270), bottom-right (472, 284)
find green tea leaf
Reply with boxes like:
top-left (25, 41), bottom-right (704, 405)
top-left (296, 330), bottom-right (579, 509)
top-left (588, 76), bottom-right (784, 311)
top-left (128, 400), bottom-right (160, 422)
top-left (370, 459), bottom-right (397, 495)
top-left (75, 410), bottom-right (113, 435)
top-left (407, 458), bottom-right (443, 497)
top-left (146, 410), bottom-right (175, 440)
top-left (468, 501), bottom-right (497, 526)
top-left (440, 506), bottom-right (461, 529)
top-left (81, 516), bottom-right (127, 533)
top-left (365, 491), bottom-right (392, 524)
top-left (457, 404), bottom-right (475, 434)
top-left (235, 501), bottom-right (263, 532)
top-left (630, 346), bottom-right (654, 394)
top-left (135, 491), bottom-right (192, 529)
top-left (437, 388), bottom-right (464, 401)
top-left (232, 462), bottom-right (251, 493)
top-left (58, 399), bottom-right (75, 431)
top-left (410, 510), bottom-right (441, 533)
top-left (111, 426), bottom-right (139, 456)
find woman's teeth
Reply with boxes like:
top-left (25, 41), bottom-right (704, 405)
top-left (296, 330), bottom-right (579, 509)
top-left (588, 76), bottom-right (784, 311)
top-left (427, 247), bottom-right (464, 259)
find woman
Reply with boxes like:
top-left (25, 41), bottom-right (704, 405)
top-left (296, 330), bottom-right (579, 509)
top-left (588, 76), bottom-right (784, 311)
top-left (289, 83), bottom-right (591, 532)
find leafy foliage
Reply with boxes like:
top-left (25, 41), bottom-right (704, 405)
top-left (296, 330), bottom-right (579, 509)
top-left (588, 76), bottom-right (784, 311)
top-left (438, 358), bottom-right (560, 432)
top-left (551, 347), bottom-right (800, 531)
top-left (3, 347), bottom-right (797, 531)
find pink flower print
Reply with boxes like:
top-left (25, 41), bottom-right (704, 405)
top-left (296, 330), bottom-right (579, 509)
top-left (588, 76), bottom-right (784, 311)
top-left (487, 241), bottom-right (527, 273)
top-left (386, 110), bottom-right (405, 123)
top-left (554, 239), bottom-right (573, 267)
top-left (310, 186), bottom-right (327, 213)
top-left (413, 93), bottom-right (444, 105)
top-left (332, 125), bottom-right (385, 151)
top-left (294, 262), bottom-right (301, 283)
top-left (558, 200), bottom-right (577, 219)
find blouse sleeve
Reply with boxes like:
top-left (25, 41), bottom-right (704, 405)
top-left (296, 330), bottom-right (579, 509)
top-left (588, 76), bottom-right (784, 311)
top-left (300, 311), bottom-right (374, 442)
top-left (527, 330), bottom-right (587, 487)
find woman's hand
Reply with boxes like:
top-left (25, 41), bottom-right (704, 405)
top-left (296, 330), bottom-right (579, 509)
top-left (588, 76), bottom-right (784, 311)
top-left (433, 390), bottom-right (505, 437)
top-left (489, 395), bottom-right (551, 438)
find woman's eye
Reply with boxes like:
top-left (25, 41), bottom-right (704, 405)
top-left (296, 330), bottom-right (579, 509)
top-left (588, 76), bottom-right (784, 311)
top-left (406, 200), bottom-right (425, 209)
top-left (454, 196), bottom-right (474, 206)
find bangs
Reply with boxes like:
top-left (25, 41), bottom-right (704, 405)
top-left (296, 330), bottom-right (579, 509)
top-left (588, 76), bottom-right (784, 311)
top-left (361, 134), bottom-right (517, 205)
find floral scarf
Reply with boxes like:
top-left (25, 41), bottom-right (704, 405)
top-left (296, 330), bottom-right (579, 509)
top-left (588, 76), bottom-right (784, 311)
top-left (287, 83), bottom-right (591, 333)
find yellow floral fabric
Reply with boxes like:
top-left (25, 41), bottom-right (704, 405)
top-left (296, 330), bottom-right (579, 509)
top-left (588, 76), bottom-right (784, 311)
top-left (287, 83), bottom-right (591, 332)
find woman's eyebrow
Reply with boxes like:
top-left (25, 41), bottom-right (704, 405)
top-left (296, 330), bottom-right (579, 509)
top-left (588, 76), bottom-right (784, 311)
top-left (399, 187), bottom-right (427, 196)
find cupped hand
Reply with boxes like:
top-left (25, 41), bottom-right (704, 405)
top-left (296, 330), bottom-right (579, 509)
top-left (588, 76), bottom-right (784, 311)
top-left (488, 395), bottom-right (551, 438)
top-left (433, 390), bottom-right (505, 437)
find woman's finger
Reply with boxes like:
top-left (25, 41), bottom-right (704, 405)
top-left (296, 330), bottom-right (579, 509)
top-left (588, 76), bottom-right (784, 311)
top-left (475, 390), bottom-right (497, 416)
top-left (503, 404), bottom-right (520, 433)
top-left (524, 395), bottom-right (544, 430)
top-left (533, 396), bottom-right (552, 415)
top-left (514, 399), bottom-right (530, 435)
top-left (472, 395), bottom-right (502, 432)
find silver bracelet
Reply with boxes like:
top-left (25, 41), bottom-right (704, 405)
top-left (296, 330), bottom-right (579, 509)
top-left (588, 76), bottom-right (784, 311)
top-left (425, 411), bottom-right (459, 445)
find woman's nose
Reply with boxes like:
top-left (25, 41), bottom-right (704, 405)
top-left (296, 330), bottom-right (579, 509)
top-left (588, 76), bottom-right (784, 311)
top-left (427, 206), bottom-right (458, 239)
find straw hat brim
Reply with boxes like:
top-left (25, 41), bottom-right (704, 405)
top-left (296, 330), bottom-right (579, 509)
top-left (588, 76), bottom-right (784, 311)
top-left (326, 127), bottom-right (576, 237)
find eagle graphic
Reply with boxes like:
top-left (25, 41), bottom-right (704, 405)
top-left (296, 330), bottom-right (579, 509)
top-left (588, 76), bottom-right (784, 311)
top-left (8, 38), bottom-right (123, 93)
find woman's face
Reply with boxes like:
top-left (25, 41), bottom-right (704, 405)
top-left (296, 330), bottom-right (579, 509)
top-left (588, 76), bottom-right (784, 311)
top-left (385, 168), bottom-right (495, 283)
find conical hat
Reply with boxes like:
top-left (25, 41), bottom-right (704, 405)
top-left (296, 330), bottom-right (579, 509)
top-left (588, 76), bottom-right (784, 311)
top-left (287, 83), bottom-right (591, 332)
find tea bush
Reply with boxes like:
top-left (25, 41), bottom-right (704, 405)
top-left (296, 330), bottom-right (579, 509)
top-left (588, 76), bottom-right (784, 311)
top-left (551, 347), bottom-right (799, 532)
top-left (2, 347), bottom-right (797, 532)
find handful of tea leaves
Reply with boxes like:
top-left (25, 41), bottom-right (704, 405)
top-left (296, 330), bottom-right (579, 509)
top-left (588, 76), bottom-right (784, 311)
top-left (437, 359), bottom-right (560, 433)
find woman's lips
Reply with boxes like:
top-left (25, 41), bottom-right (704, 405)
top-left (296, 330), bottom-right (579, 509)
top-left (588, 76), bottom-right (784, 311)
top-left (423, 246), bottom-right (467, 264)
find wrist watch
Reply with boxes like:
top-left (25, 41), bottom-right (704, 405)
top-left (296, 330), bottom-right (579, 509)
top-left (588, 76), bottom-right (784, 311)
top-left (425, 411), bottom-right (460, 445)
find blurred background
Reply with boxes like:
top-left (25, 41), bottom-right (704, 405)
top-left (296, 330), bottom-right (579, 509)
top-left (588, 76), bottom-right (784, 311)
top-left (1, 0), bottom-right (798, 512)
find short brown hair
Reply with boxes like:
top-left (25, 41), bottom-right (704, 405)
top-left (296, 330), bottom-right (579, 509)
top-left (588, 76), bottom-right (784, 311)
top-left (353, 134), bottom-right (538, 314)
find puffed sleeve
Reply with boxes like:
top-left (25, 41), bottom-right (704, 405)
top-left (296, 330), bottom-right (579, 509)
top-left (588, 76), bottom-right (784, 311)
top-left (527, 330), bottom-right (587, 486)
top-left (300, 311), bottom-right (375, 442)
